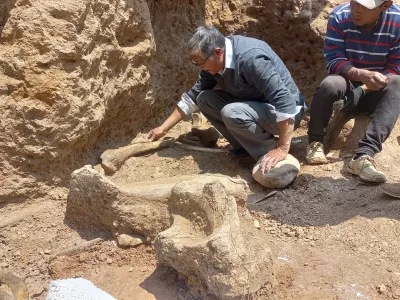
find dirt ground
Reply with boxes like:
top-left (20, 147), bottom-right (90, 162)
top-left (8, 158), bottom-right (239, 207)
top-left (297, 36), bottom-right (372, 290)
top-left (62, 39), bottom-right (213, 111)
top-left (1, 114), bottom-right (400, 300)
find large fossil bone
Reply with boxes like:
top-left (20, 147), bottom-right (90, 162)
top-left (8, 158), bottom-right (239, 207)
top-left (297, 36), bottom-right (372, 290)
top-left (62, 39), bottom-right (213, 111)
top-left (67, 166), bottom-right (275, 298)
top-left (155, 181), bottom-right (275, 300)
top-left (100, 140), bottom-right (174, 174)
top-left (66, 166), bottom-right (248, 240)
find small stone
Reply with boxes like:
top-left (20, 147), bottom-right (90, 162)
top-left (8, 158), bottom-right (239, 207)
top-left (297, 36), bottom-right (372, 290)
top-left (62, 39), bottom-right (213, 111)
top-left (15, 251), bottom-right (21, 256)
top-left (98, 253), bottom-right (107, 262)
top-left (117, 234), bottom-right (145, 248)
top-left (107, 258), bottom-right (113, 264)
top-left (128, 267), bottom-right (134, 272)
top-left (75, 272), bottom-right (83, 277)
top-left (285, 231), bottom-right (296, 237)
top-left (378, 284), bottom-right (386, 294)
top-left (79, 252), bottom-right (89, 263)
top-left (0, 85), bottom-right (9, 95)
top-left (44, 249), bottom-right (51, 255)
top-left (253, 220), bottom-right (261, 229)
top-left (295, 228), bottom-right (303, 237)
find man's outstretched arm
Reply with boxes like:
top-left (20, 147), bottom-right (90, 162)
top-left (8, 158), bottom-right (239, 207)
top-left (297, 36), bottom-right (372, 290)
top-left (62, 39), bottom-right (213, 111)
top-left (148, 71), bottom-right (217, 141)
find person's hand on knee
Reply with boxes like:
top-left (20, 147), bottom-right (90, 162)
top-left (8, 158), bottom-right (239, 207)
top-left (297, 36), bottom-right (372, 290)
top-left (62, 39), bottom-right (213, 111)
top-left (360, 70), bottom-right (388, 91)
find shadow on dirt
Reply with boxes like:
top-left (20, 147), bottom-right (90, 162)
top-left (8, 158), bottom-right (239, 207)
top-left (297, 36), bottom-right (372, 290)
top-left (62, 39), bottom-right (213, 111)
top-left (248, 172), bottom-right (400, 227)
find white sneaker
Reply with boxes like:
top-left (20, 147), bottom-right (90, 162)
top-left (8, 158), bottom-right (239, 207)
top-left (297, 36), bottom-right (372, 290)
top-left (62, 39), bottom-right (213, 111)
top-left (347, 155), bottom-right (386, 183)
top-left (306, 141), bottom-right (328, 164)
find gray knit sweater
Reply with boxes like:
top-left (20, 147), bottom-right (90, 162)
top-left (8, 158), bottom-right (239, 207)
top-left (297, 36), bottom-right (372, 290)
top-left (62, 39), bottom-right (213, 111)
top-left (186, 35), bottom-right (304, 115)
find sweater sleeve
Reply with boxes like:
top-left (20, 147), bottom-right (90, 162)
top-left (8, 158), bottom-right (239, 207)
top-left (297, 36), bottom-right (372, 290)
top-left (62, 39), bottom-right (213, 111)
top-left (325, 12), bottom-right (352, 74)
top-left (383, 35), bottom-right (400, 76)
top-left (240, 49), bottom-right (297, 115)
top-left (186, 71), bottom-right (217, 104)
top-left (177, 70), bottom-right (217, 116)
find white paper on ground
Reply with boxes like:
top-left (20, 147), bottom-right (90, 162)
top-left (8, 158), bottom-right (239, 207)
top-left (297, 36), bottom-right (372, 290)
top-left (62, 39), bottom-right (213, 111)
top-left (46, 278), bottom-right (117, 300)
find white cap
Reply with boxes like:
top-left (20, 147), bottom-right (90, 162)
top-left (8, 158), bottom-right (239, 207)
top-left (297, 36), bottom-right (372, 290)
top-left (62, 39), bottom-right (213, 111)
top-left (354, 0), bottom-right (389, 9)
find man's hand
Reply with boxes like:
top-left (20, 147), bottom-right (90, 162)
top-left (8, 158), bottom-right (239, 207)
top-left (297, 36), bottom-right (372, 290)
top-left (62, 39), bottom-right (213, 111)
top-left (147, 107), bottom-right (186, 141)
top-left (359, 70), bottom-right (388, 91)
top-left (260, 147), bottom-right (288, 174)
top-left (260, 117), bottom-right (294, 173)
top-left (147, 126), bottom-right (167, 141)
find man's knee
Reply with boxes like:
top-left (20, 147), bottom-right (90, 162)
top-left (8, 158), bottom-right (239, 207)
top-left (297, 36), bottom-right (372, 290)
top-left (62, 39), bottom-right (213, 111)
top-left (387, 75), bottom-right (400, 91)
top-left (318, 75), bottom-right (347, 96)
top-left (221, 103), bottom-right (247, 125)
top-left (385, 75), bottom-right (400, 112)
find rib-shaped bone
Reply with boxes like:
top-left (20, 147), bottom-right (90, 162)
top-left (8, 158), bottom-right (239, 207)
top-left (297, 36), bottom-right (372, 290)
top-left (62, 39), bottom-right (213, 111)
top-left (66, 166), bottom-right (248, 240)
top-left (100, 140), bottom-right (174, 174)
top-left (155, 181), bottom-right (274, 300)
top-left (0, 269), bottom-right (29, 300)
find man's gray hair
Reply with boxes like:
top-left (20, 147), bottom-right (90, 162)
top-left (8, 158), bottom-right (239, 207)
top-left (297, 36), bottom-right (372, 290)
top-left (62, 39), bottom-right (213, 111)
top-left (187, 26), bottom-right (226, 58)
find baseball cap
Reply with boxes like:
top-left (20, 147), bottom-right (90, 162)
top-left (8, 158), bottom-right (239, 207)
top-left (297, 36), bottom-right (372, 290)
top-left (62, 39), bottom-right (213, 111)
top-left (353, 0), bottom-right (390, 9)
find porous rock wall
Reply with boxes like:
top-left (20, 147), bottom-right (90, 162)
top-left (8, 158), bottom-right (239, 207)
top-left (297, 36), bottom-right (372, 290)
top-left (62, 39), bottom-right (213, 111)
top-left (0, 0), bottom-right (360, 201)
top-left (0, 0), bottom-right (204, 202)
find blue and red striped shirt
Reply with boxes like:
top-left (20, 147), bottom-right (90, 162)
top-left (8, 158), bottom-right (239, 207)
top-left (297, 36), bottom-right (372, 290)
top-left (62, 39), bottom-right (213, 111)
top-left (325, 3), bottom-right (400, 76)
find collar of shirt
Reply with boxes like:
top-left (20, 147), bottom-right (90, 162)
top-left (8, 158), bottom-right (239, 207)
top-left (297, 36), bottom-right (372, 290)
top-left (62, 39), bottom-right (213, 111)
top-left (218, 37), bottom-right (234, 75)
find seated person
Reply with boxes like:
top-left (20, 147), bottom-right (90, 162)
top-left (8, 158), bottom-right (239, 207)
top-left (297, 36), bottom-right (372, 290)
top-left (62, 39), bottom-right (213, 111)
top-left (306, 0), bottom-right (400, 183)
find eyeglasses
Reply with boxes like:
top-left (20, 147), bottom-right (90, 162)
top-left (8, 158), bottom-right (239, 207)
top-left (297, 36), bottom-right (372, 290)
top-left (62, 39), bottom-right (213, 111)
top-left (191, 53), bottom-right (212, 69)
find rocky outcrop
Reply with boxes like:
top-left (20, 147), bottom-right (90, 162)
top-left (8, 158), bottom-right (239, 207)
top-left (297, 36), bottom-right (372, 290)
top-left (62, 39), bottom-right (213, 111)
top-left (0, 0), bottom-right (155, 202)
top-left (0, 0), bottom-right (204, 202)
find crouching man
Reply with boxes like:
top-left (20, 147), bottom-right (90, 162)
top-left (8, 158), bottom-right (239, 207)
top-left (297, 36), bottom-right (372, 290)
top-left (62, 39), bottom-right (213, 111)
top-left (306, 0), bottom-right (400, 183)
top-left (148, 26), bottom-right (305, 188)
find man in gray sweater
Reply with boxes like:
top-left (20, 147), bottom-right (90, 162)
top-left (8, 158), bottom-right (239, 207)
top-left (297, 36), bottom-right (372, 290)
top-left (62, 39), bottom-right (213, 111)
top-left (148, 26), bottom-right (304, 186)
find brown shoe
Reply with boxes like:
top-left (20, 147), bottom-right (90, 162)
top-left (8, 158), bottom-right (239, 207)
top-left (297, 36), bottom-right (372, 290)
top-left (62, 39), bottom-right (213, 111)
top-left (380, 183), bottom-right (400, 199)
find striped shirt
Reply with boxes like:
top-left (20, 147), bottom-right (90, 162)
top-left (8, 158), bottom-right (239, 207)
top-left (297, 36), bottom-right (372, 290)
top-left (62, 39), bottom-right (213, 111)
top-left (325, 2), bottom-right (400, 76)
